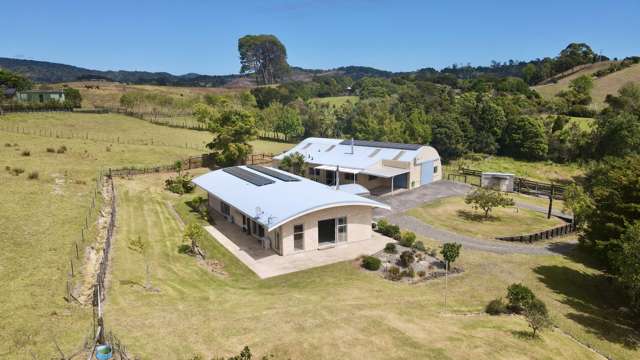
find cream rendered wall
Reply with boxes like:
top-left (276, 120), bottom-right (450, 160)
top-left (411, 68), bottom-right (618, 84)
top-left (277, 205), bottom-right (373, 256)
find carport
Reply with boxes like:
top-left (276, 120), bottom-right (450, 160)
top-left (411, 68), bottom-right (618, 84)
top-left (361, 165), bottom-right (410, 194)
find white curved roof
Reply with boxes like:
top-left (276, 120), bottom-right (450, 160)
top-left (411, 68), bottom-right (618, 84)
top-left (192, 166), bottom-right (389, 232)
top-left (274, 137), bottom-right (439, 170)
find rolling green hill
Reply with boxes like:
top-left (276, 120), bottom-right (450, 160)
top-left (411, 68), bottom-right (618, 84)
top-left (533, 62), bottom-right (640, 109)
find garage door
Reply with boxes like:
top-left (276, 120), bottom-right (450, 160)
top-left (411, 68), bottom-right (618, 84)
top-left (420, 160), bottom-right (434, 185)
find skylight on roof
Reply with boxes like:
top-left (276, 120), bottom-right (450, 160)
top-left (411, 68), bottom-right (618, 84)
top-left (369, 149), bottom-right (381, 158)
top-left (325, 145), bottom-right (336, 152)
top-left (302, 143), bottom-right (312, 150)
top-left (392, 151), bottom-right (405, 160)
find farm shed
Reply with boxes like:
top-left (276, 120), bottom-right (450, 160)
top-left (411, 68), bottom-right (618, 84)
top-left (273, 138), bottom-right (442, 195)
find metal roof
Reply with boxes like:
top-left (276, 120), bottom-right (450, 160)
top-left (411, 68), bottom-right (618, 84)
top-left (274, 137), bottom-right (436, 170)
top-left (192, 166), bottom-right (390, 232)
top-left (339, 139), bottom-right (422, 151)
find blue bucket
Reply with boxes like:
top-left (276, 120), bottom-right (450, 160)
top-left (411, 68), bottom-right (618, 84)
top-left (95, 344), bottom-right (113, 360)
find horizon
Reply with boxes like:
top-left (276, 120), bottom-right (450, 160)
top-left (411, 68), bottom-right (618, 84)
top-left (2, 0), bottom-right (640, 76)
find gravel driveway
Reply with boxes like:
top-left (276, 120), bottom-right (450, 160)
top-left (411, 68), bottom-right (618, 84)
top-left (373, 181), bottom-right (576, 256)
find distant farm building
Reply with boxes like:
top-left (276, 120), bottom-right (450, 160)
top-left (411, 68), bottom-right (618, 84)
top-left (16, 90), bottom-right (65, 103)
top-left (274, 138), bottom-right (442, 195)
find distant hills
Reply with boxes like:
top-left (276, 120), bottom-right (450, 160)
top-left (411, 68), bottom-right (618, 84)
top-left (0, 57), bottom-right (399, 88)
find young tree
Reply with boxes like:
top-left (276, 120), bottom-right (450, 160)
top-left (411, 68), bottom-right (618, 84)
top-left (128, 235), bottom-right (152, 289)
top-left (273, 105), bottom-right (303, 142)
top-left (183, 223), bottom-right (205, 256)
top-left (506, 283), bottom-right (535, 313)
top-left (464, 188), bottom-right (515, 219)
top-left (440, 243), bottom-right (461, 271)
top-left (278, 152), bottom-right (306, 176)
top-left (524, 298), bottom-right (552, 337)
top-left (194, 104), bottom-right (257, 166)
top-left (238, 34), bottom-right (289, 85)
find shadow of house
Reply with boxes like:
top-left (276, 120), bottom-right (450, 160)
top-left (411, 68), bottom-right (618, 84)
top-left (533, 265), bottom-right (639, 349)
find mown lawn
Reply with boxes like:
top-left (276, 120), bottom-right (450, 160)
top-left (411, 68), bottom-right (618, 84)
top-left (406, 196), bottom-right (565, 239)
top-left (0, 113), bottom-right (290, 359)
top-left (105, 173), bottom-right (639, 359)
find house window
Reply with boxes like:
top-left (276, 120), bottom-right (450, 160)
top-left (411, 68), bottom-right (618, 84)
top-left (337, 217), bottom-right (347, 242)
top-left (220, 202), bottom-right (231, 216)
top-left (344, 173), bottom-right (355, 182)
top-left (258, 225), bottom-right (265, 238)
top-left (308, 168), bottom-right (315, 176)
top-left (434, 166), bottom-right (439, 174)
top-left (368, 175), bottom-right (378, 181)
top-left (293, 224), bottom-right (304, 250)
top-left (252, 221), bottom-right (257, 234)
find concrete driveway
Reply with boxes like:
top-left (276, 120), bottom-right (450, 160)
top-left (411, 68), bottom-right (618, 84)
top-left (372, 180), bottom-right (473, 218)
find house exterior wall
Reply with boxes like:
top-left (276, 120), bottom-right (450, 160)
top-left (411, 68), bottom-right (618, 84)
top-left (207, 193), bottom-right (374, 256)
top-left (16, 91), bottom-right (66, 103)
top-left (277, 205), bottom-right (373, 256)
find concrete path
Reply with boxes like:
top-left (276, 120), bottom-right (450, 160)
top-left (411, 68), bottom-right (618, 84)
top-left (204, 225), bottom-right (391, 279)
top-left (374, 181), bottom-right (576, 256)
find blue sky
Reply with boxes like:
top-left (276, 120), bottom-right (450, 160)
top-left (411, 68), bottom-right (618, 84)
top-left (3, 0), bottom-right (639, 75)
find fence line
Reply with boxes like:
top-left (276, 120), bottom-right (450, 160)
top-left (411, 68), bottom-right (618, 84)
top-left (0, 123), bottom-right (206, 151)
top-left (446, 167), bottom-right (568, 200)
top-left (496, 222), bottom-right (577, 243)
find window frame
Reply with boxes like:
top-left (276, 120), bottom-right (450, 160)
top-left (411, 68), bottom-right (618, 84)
top-left (293, 223), bottom-right (304, 250)
top-left (336, 217), bottom-right (347, 242)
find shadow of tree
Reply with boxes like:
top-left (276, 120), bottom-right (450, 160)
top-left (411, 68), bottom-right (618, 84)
top-left (456, 209), bottom-right (498, 222)
top-left (533, 265), bottom-right (639, 349)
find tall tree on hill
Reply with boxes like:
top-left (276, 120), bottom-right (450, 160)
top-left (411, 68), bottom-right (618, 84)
top-left (238, 35), bottom-right (289, 85)
top-left (0, 69), bottom-right (32, 90)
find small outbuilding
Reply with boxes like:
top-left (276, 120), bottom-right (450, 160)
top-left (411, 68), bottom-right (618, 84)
top-left (481, 172), bottom-right (515, 192)
top-left (16, 90), bottom-right (65, 103)
top-left (273, 138), bottom-right (442, 195)
top-left (192, 165), bottom-right (390, 256)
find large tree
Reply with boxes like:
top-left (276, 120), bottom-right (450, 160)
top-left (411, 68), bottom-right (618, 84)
top-left (238, 34), bottom-right (289, 85)
top-left (0, 69), bottom-right (32, 91)
top-left (194, 104), bottom-right (257, 166)
top-left (500, 116), bottom-right (548, 161)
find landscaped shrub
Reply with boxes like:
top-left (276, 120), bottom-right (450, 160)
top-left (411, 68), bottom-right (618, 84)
top-left (507, 283), bottom-right (535, 313)
top-left (27, 171), bottom-right (39, 180)
top-left (399, 231), bottom-right (416, 247)
top-left (20, 150), bottom-right (30, 156)
top-left (46, 147), bottom-right (55, 153)
top-left (10, 167), bottom-right (24, 176)
top-left (486, 298), bottom-right (508, 315)
top-left (417, 270), bottom-right (427, 278)
top-left (384, 242), bottom-right (397, 254)
top-left (165, 173), bottom-right (195, 194)
top-left (406, 266), bottom-right (415, 278)
top-left (376, 219), bottom-right (401, 239)
top-left (399, 250), bottom-right (415, 267)
top-left (361, 256), bottom-right (382, 271)
top-left (56, 145), bottom-right (67, 154)
top-left (412, 240), bottom-right (426, 252)
top-left (386, 265), bottom-right (402, 281)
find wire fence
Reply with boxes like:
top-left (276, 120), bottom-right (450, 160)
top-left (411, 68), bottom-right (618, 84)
top-left (0, 122), bottom-right (207, 151)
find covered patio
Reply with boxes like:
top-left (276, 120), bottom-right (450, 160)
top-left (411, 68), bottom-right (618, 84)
top-left (204, 211), bottom-right (392, 278)
top-left (311, 164), bottom-right (410, 195)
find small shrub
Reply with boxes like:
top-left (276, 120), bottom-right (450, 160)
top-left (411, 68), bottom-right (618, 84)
top-left (399, 231), bottom-right (416, 247)
top-left (387, 266), bottom-right (402, 281)
top-left (417, 270), bottom-right (427, 278)
top-left (21, 150), bottom-right (30, 156)
top-left (399, 250), bottom-right (415, 267)
top-left (165, 173), bottom-right (195, 194)
top-left (4, 165), bottom-right (10, 172)
top-left (56, 145), bottom-right (67, 154)
top-left (384, 242), bottom-right (397, 254)
top-left (377, 219), bottom-right (400, 239)
top-left (406, 266), bottom-right (416, 278)
top-left (507, 283), bottom-right (535, 313)
top-left (105, 145), bottom-right (112, 152)
top-left (412, 240), bottom-right (426, 252)
top-left (4, 143), bottom-right (11, 147)
top-left (429, 249), bottom-right (438, 257)
top-left (11, 167), bottom-right (24, 176)
top-left (486, 298), bottom-right (508, 315)
top-left (27, 171), bottom-right (39, 180)
top-left (361, 256), bottom-right (382, 271)
top-left (46, 147), bottom-right (55, 153)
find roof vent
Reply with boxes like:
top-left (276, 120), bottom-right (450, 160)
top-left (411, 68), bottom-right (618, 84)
top-left (392, 151), bottom-right (405, 161)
